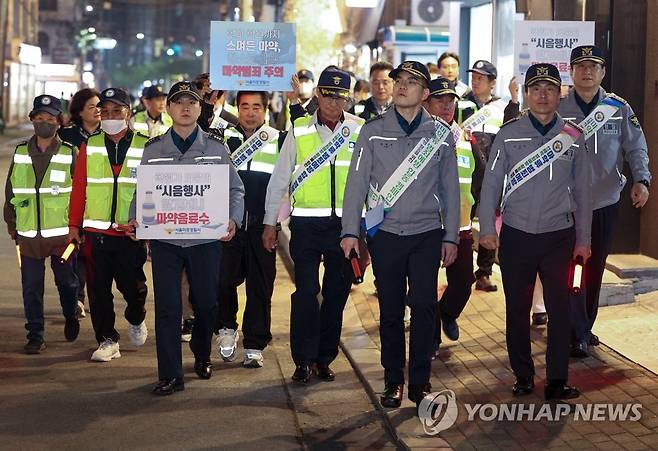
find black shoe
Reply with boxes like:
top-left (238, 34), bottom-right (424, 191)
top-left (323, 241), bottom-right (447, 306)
top-left (64, 317), bottom-right (80, 342)
top-left (570, 341), bottom-right (589, 358)
top-left (475, 276), bottom-right (497, 292)
top-left (442, 318), bottom-right (459, 341)
top-left (194, 359), bottom-right (212, 379)
top-left (512, 377), bottom-right (534, 396)
top-left (532, 312), bottom-right (548, 326)
top-left (589, 334), bottom-right (600, 346)
top-left (24, 337), bottom-right (46, 354)
top-left (292, 365), bottom-right (311, 384)
top-left (152, 377), bottom-right (185, 395)
top-left (408, 382), bottom-right (432, 407)
top-left (545, 382), bottom-right (580, 401)
top-left (380, 384), bottom-right (404, 408)
top-left (312, 363), bottom-right (335, 381)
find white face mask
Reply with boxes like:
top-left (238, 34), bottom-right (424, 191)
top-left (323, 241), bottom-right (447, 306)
top-left (299, 81), bottom-right (314, 98)
top-left (101, 119), bottom-right (127, 135)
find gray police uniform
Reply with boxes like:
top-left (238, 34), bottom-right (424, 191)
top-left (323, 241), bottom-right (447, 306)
top-left (342, 107), bottom-right (459, 387)
top-left (559, 88), bottom-right (650, 343)
top-left (137, 127), bottom-right (244, 380)
top-left (479, 112), bottom-right (592, 383)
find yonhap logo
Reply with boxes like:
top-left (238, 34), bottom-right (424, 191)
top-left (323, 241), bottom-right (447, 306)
top-left (418, 389), bottom-right (458, 435)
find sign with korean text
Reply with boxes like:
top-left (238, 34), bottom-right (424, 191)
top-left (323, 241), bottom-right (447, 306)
top-left (136, 165), bottom-right (229, 240)
top-left (514, 21), bottom-right (595, 85)
top-left (209, 21), bottom-right (296, 92)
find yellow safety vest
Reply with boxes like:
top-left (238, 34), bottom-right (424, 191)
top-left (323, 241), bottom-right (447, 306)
top-left (10, 143), bottom-right (73, 238)
top-left (224, 126), bottom-right (278, 174)
top-left (83, 132), bottom-right (147, 229)
top-left (132, 111), bottom-right (173, 138)
top-left (455, 137), bottom-right (475, 230)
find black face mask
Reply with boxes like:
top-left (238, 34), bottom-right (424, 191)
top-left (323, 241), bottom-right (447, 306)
top-left (33, 121), bottom-right (59, 139)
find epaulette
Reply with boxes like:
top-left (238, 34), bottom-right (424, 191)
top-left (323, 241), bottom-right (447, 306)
top-left (135, 131), bottom-right (150, 140)
top-left (500, 115), bottom-right (521, 128)
top-left (606, 92), bottom-right (628, 105)
top-left (434, 116), bottom-right (450, 128)
top-left (208, 132), bottom-right (224, 143)
top-left (364, 114), bottom-right (384, 125)
top-left (145, 135), bottom-right (162, 147)
top-left (565, 119), bottom-right (584, 133)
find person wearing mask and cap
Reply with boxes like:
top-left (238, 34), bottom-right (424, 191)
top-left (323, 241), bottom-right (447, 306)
top-left (263, 67), bottom-right (364, 384)
top-left (131, 85), bottom-right (173, 138)
top-left (341, 62), bottom-right (459, 409)
top-left (479, 63), bottom-right (592, 401)
top-left (129, 81), bottom-right (244, 395)
top-left (559, 45), bottom-right (651, 358)
top-left (422, 77), bottom-right (476, 355)
top-left (68, 88), bottom-right (150, 363)
top-left (4, 95), bottom-right (80, 354)
top-left (349, 61), bottom-right (394, 120)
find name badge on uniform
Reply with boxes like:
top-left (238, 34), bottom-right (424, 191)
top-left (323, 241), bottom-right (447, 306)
top-left (49, 169), bottom-right (66, 183)
top-left (130, 167), bottom-right (138, 178)
top-left (51, 185), bottom-right (60, 196)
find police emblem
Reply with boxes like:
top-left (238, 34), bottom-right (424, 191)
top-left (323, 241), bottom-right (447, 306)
top-left (341, 126), bottom-right (350, 137)
top-left (42, 97), bottom-right (51, 105)
top-left (179, 83), bottom-right (190, 91)
top-left (630, 115), bottom-right (642, 128)
top-left (553, 141), bottom-right (563, 152)
top-left (106, 89), bottom-right (115, 97)
top-left (441, 81), bottom-right (448, 89)
top-left (594, 111), bottom-right (605, 122)
top-left (476, 61), bottom-right (484, 68)
top-left (582, 47), bottom-right (593, 56)
top-left (536, 66), bottom-right (549, 75)
top-left (259, 130), bottom-right (269, 141)
top-left (402, 62), bottom-right (414, 69)
top-left (332, 76), bottom-right (342, 86)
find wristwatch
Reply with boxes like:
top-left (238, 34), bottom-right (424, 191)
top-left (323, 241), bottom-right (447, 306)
top-left (638, 179), bottom-right (650, 188)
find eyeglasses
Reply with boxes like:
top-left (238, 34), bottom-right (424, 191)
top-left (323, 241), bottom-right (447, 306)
top-left (321, 95), bottom-right (348, 104)
top-left (393, 78), bottom-right (426, 88)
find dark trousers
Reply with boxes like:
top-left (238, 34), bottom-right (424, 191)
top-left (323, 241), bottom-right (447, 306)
top-left (369, 228), bottom-right (444, 385)
top-left (437, 230), bottom-right (475, 345)
top-left (74, 251), bottom-right (87, 302)
top-left (83, 233), bottom-right (148, 343)
top-left (571, 202), bottom-right (619, 342)
top-left (216, 224), bottom-right (275, 350)
top-left (475, 245), bottom-right (496, 278)
top-left (499, 224), bottom-right (574, 382)
top-left (21, 254), bottom-right (78, 340)
top-left (151, 240), bottom-right (221, 380)
top-left (288, 216), bottom-right (351, 366)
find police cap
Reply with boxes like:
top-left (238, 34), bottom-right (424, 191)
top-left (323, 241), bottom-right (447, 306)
top-left (429, 77), bottom-right (458, 98)
top-left (389, 61), bottom-right (431, 85)
top-left (167, 81), bottom-right (202, 103)
top-left (570, 45), bottom-right (605, 66)
top-left (524, 63), bottom-right (561, 87)
top-left (467, 60), bottom-right (497, 78)
top-left (317, 68), bottom-right (351, 99)
top-left (142, 85), bottom-right (168, 99)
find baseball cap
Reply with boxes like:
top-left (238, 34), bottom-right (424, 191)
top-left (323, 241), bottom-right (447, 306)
top-left (29, 95), bottom-right (63, 118)
top-left (98, 88), bottom-right (131, 108)
top-left (467, 60), bottom-right (497, 78)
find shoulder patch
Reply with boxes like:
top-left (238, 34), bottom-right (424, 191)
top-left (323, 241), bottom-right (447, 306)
top-left (607, 92), bottom-right (628, 105)
top-left (630, 115), bottom-right (642, 129)
top-left (145, 135), bottom-right (162, 147)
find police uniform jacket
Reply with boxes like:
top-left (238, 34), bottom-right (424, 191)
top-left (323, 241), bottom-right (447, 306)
top-left (479, 113), bottom-right (592, 247)
top-left (559, 87), bottom-right (650, 210)
top-left (341, 107), bottom-right (460, 243)
top-left (131, 126), bottom-right (245, 247)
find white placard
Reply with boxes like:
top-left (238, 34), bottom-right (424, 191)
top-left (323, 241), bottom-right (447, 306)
top-left (514, 21), bottom-right (595, 85)
top-left (136, 165), bottom-right (229, 240)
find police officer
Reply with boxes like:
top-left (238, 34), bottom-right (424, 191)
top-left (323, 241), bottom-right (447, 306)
top-left (559, 46), bottom-right (651, 357)
top-left (4, 95), bottom-right (80, 353)
top-left (68, 88), bottom-right (149, 362)
top-left (458, 60), bottom-right (512, 292)
top-left (263, 67), bottom-right (364, 384)
top-left (423, 78), bottom-right (475, 350)
top-left (131, 85), bottom-right (172, 138)
top-left (215, 91), bottom-right (281, 368)
top-left (342, 62), bottom-right (459, 408)
top-left (349, 61), bottom-right (394, 120)
top-left (479, 64), bottom-right (592, 400)
top-left (131, 81), bottom-right (244, 395)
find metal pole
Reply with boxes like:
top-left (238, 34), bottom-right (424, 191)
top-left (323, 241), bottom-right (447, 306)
top-left (0, 0), bottom-right (10, 132)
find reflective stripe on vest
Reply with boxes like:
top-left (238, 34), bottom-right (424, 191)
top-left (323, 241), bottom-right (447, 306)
top-left (290, 115), bottom-right (363, 216)
top-left (10, 144), bottom-right (73, 238)
top-left (456, 138), bottom-right (475, 230)
top-left (132, 111), bottom-right (173, 138)
top-left (83, 132), bottom-right (147, 229)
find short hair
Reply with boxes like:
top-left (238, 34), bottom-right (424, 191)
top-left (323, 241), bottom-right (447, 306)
top-left (369, 61), bottom-right (394, 77)
top-left (236, 91), bottom-right (268, 109)
top-left (438, 52), bottom-right (460, 67)
top-left (354, 80), bottom-right (370, 93)
top-left (69, 88), bottom-right (101, 124)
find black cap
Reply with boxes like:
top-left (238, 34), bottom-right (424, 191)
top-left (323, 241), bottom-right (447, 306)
top-left (29, 95), bottom-right (62, 117)
top-left (167, 81), bottom-right (202, 102)
top-left (570, 45), bottom-right (605, 66)
top-left (389, 61), bottom-right (431, 85)
top-left (467, 60), bottom-right (497, 78)
top-left (142, 85), bottom-right (167, 99)
top-left (429, 77), bottom-right (458, 98)
top-left (317, 68), bottom-right (351, 99)
top-left (98, 88), bottom-right (131, 108)
top-left (524, 63), bottom-right (561, 87)
top-left (297, 69), bottom-right (314, 81)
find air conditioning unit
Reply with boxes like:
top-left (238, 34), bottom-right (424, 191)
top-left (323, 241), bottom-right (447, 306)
top-left (411, 0), bottom-right (450, 27)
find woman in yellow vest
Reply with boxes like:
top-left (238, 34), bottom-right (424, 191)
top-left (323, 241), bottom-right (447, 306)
top-left (3, 95), bottom-right (80, 354)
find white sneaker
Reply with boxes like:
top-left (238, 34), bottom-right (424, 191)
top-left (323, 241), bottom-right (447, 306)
top-left (76, 300), bottom-right (86, 319)
top-left (216, 328), bottom-right (238, 362)
top-left (91, 339), bottom-right (121, 362)
top-left (404, 305), bottom-right (411, 322)
top-left (128, 321), bottom-right (148, 346)
top-left (243, 349), bottom-right (263, 368)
